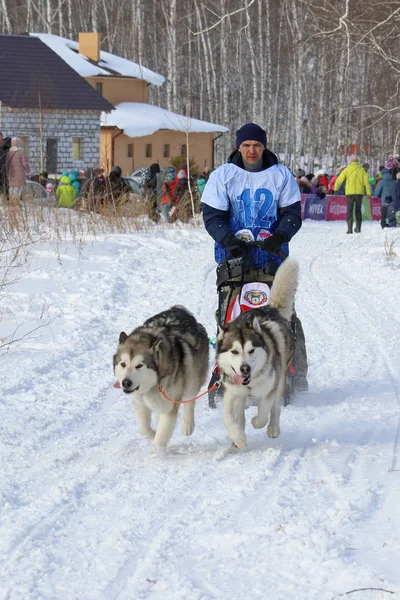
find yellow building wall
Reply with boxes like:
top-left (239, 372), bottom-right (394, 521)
top-left (100, 129), bottom-right (115, 174)
top-left (86, 77), bottom-right (147, 105)
top-left (100, 129), bottom-right (215, 176)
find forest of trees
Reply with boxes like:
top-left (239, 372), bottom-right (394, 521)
top-left (1, 0), bottom-right (399, 171)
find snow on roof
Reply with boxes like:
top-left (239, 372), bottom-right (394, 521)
top-left (30, 33), bottom-right (165, 86)
top-left (101, 102), bottom-right (229, 137)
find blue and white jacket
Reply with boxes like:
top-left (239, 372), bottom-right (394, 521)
top-left (201, 149), bottom-right (302, 269)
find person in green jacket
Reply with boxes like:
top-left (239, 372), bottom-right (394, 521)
top-left (196, 166), bottom-right (210, 196)
top-left (334, 155), bottom-right (372, 234)
top-left (69, 170), bottom-right (81, 197)
top-left (56, 175), bottom-right (76, 208)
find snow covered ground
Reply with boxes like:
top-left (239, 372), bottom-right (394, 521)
top-left (1, 216), bottom-right (400, 600)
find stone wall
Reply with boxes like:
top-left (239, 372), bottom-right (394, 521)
top-left (0, 104), bottom-right (101, 174)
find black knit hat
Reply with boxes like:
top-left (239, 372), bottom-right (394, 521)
top-left (236, 123), bottom-right (267, 148)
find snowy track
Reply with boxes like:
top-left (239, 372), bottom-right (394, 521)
top-left (1, 221), bottom-right (400, 599)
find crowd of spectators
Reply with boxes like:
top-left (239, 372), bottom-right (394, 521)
top-left (294, 155), bottom-right (400, 228)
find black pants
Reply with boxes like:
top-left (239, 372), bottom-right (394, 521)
top-left (380, 204), bottom-right (388, 228)
top-left (346, 195), bottom-right (363, 223)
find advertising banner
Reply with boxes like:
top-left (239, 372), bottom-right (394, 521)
top-left (370, 197), bottom-right (381, 221)
top-left (301, 194), bottom-right (380, 221)
top-left (303, 195), bottom-right (328, 220)
top-left (362, 197), bottom-right (372, 220)
top-left (300, 195), bottom-right (305, 219)
top-left (326, 196), bottom-right (347, 221)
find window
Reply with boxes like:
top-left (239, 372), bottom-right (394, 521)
top-left (127, 143), bottom-right (133, 158)
top-left (46, 138), bottom-right (58, 173)
top-left (20, 136), bottom-right (30, 158)
top-left (181, 144), bottom-right (186, 157)
top-left (145, 144), bottom-right (152, 158)
top-left (163, 144), bottom-right (170, 158)
top-left (96, 82), bottom-right (103, 95)
top-left (72, 137), bottom-right (83, 160)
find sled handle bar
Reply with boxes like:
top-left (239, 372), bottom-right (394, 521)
top-left (244, 240), bottom-right (287, 260)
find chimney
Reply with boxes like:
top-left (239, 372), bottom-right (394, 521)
top-left (78, 32), bottom-right (100, 63)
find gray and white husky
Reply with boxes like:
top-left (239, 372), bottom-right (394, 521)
top-left (114, 305), bottom-right (209, 448)
top-left (216, 259), bottom-right (299, 449)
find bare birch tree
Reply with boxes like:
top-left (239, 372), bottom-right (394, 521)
top-left (1, 0), bottom-right (399, 169)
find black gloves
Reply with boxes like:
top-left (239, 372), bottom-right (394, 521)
top-left (224, 234), bottom-right (249, 258)
top-left (224, 232), bottom-right (285, 257)
top-left (260, 232), bottom-right (285, 253)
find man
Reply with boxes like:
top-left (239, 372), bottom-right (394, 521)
top-left (202, 122), bottom-right (308, 392)
top-left (0, 130), bottom-right (11, 200)
top-left (334, 155), bottom-right (372, 234)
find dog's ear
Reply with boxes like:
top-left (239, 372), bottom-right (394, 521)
top-left (152, 337), bottom-right (163, 354)
top-left (217, 324), bottom-right (225, 340)
top-left (252, 317), bottom-right (262, 334)
top-left (119, 331), bottom-right (128, 344)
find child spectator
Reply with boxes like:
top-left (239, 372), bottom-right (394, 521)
top-left (56, 175), bottom-right (76, 208)
top-left (45, 182), bottom-right (55, 199)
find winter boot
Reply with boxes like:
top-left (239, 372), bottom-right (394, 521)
top-left (354, 219), bottom-right (361, 233)
top-left (346, 219), bottom-right (353, 234)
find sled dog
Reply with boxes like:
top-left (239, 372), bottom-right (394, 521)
top-left (216, 259), bottom-right (299, 449)
top-left (114, 306), bottom-right (209, 448)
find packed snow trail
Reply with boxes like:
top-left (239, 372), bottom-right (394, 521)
top-left (0, 221), bottom-right (399, 600)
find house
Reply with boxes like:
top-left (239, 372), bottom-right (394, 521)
top-left (32, 32), bottom-right (228, 174)
top-left (0, 34), bottom-right (114, 175)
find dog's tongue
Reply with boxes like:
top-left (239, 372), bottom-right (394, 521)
top-left (233, 373), bottom-right (246, 385)
top-left (113, 381), bottom-right (121, 388)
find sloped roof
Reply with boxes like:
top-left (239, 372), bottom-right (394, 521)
top-left (31, 33), bottom-right (165, 87)
top-left (0, 35), bottom-right (114, 111)
top-left (101, 102), bottom-right (229, 137)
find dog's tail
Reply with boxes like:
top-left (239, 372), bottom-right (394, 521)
top-left (268, 258), bottom-right (299, 321)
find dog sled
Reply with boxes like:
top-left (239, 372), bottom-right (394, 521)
top-left (208, 241), bottom-right (305, 409)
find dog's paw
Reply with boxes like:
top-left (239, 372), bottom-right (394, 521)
top-left (143, 428), bottom-right (156, 440)
top-left (232, 433), bottom-right (247, 449)
top-left (251, 416), bottom-right (267, 429)
top-left (150, 445), bottom-right (167, 458)
top-left (267, 424), bottom-right (280, 438)
top-left (181, 420), bottom-right (195, 436)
